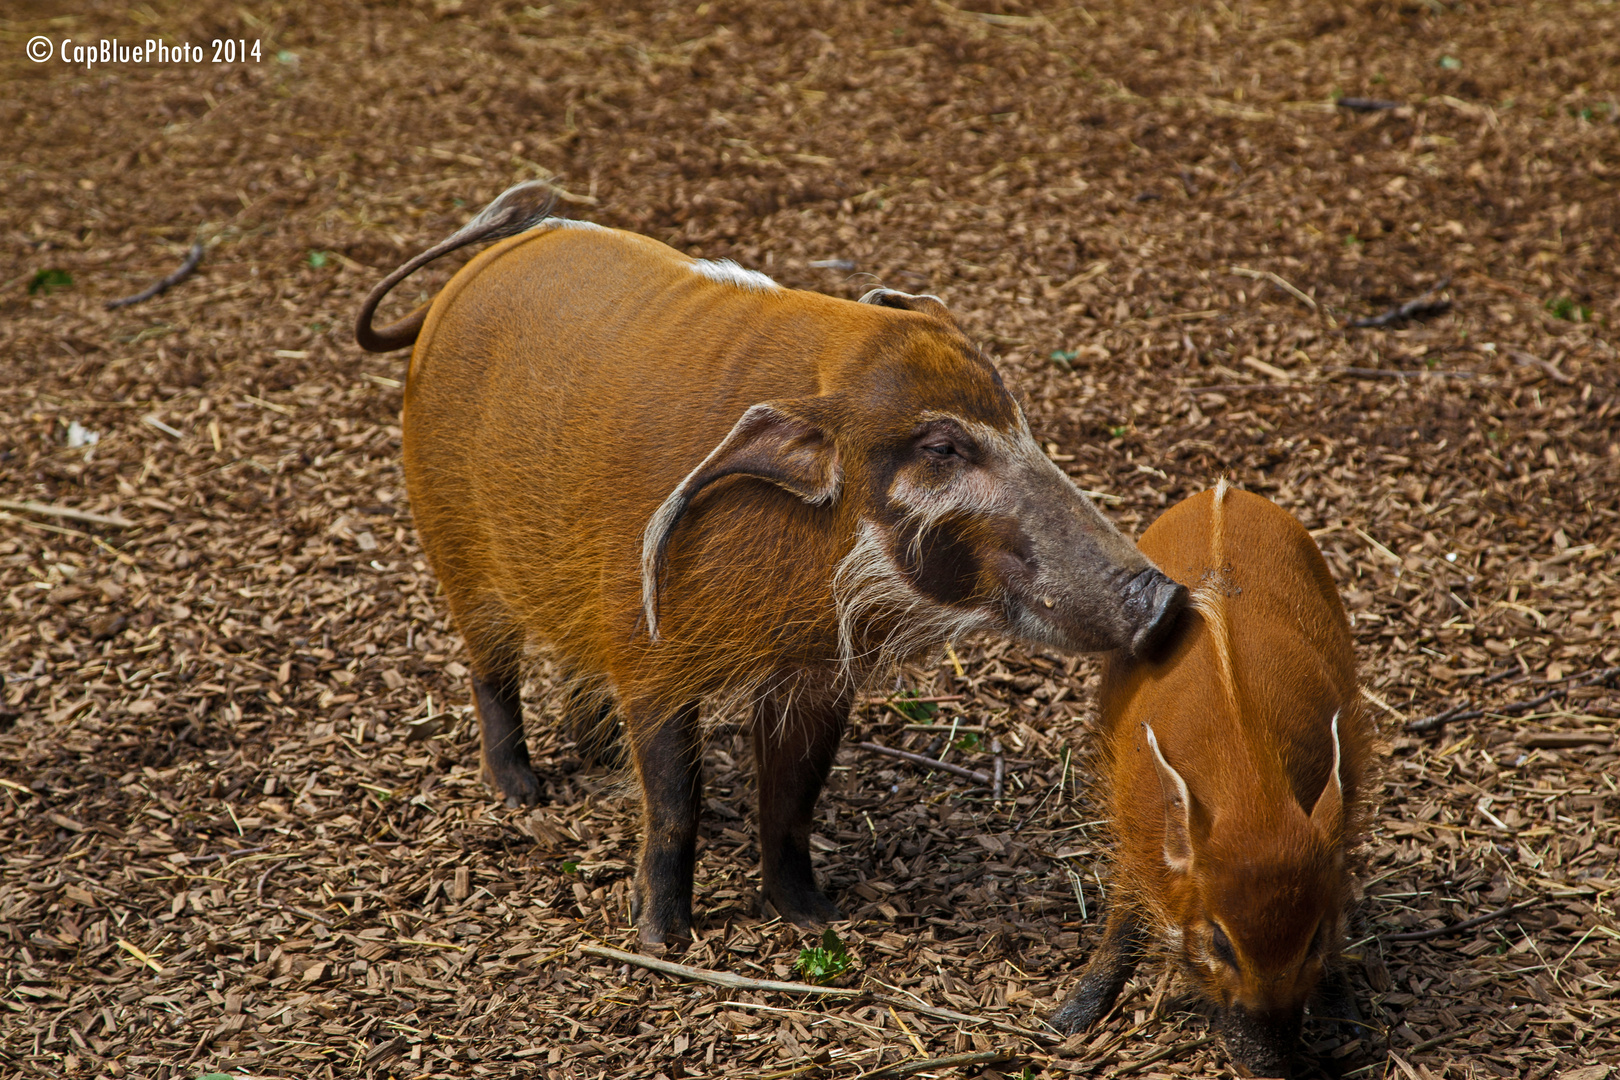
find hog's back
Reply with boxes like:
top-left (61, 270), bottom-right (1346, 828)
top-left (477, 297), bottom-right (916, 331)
top-left (400, 226), bottom-right (872, 674)
top-left (1099, 488), bottom-right (1365, 863)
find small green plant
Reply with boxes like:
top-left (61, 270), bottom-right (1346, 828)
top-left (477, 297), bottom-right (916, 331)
top-left (27, 268), bottom-right (72, 295)
top-left (559, 860), bottom-right (579, 874)
top-left (890, 689), bottom-right (938, 722)
top-left (795, 927), bottom-right (852, 984)
top-left (307, 250), bottom-right (332, 268)
top-left (1108, 425), bottom-right (1128, 439)
top-left (1049, 348), bottom-right (1078, 372)
top-left (1344, 234), bottom-right (1363, 249)
top-left (1439, 55), bottom-right (1461, 70)
top-left (954, 731), bottom-right (982, 753)
top-left (1546, 296), bottom-right (1592, 322)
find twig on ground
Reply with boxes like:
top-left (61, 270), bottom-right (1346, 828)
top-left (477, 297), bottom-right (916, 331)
top-left (1336, 97), bottom-right (1403, 112)
top-left (860, 694), bottom-right (963, 705)
top-left (1347, 276), bottom-right (1452, 329)
top-left (1326, 366), bottom-right (1476, 379)
top-left (0, 499), bottom-right (135, 529)
top-left (1510, 351), bottom-right (1575, 385)
top-left (106, 241), bottom-right (204, 309)
top-left (860, 1049), bottom-right (1011, 1080)
top-left (1229, 265), bottom-right (1318, 310)
top-left (864, 987), bottom-right (1062, 1045)
top-left (991, 738), bottom-right (1005, 801)
top-left (1406, 666), bottom-right (1620, 733)
top-left (1380, 897), bottom-right (1544, 943)
top-left (1409, 1026), bottom-right (1475, 1053)
top-left (857, 741), bottom-right (991, 785)
top-left (1113, 1035), bottom-right (1217, 1077)
top-left (581, 944), bottom-right (861, 997)
top-left (187, 845), bottom-right (268, 865)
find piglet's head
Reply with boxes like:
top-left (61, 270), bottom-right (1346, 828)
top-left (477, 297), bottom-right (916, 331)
top-left (1142, 718), bottom-right (1350, 1078)
top-left (640, 289), bottom-right (1186, 664)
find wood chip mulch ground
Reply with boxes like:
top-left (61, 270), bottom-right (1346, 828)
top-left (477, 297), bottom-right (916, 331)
top-left (3, 2), bottom-right (1617, 1078)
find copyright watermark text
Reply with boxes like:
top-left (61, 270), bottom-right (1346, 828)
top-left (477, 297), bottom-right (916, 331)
top-left (26, 36), bottom-right (264, 69)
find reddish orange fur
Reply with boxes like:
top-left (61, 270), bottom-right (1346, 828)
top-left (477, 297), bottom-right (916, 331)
top-left (1060, 483), bottom-right (1370, 1074)
top-left (375, 200), bottom-right (1188, 943)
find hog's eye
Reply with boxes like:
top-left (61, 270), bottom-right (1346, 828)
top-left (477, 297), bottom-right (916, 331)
top-left (1210, 923), bottom-right (1238, 967)
top-left (921, 442), bottom-right (958, 458)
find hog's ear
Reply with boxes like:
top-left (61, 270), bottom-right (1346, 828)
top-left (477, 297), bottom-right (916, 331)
top-left (1143, 722), bottom-right (1203, 874)
top-left (1310, 712), bottom-right (1345, 839)
top-left (858, 288), bottom-right (956, 325)
top-left (641, 401), bottom-right (841, 641)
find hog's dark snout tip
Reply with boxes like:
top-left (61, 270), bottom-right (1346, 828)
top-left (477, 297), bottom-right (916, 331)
top-left (1125, 568), bottom-right (1188, 657)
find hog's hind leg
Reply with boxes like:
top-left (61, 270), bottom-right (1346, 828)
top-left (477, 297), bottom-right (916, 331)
top-left (560, 671), bottom-right (624, 768)
top-left (628, 700), bottom-right (704, 946)
top-left (753, 686), bottom-right (847, 926)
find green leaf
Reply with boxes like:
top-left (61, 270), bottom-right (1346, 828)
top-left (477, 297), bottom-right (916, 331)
top-left (794, 927), bottom-right (853, 984)
top-left (197, 1073), bottom-right (236, 1080)
top-left (559, 860), bottom-right (579, 874)
top-left (954, 732), bottom-right (982, 753)
top-left (1439, 55), bottom-right (1461, 70)
top-left (27, 268), bottom-right (73, 295)
top-left (307, 251), bottom-right (331, 269)
top-left (1108, 425), bottom-right (1128, 439)
top-left (890, 690), bottom-right (937, 722)
top-left (1546, 297), bottom-right (1591, 322)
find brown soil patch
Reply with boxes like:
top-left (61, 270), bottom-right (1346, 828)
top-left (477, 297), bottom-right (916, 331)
top-left (3, 2), bottom-right (1617, 1079)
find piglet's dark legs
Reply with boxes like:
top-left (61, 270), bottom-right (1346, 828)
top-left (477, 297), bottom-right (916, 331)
top-left (753, 688), bottom-right (846, 926)
top-left (1052, 905), bottom-right (1146, 1034)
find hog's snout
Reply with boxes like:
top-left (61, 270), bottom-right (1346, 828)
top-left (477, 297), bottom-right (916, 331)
top-left (1122, 567), bottom-right (1188, 657)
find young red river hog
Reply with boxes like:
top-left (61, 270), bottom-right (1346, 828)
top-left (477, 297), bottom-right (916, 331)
top-left (1051, 481), bottom-right (1370, 1076)
top-left (353, 181), bottom-right (1188, 945)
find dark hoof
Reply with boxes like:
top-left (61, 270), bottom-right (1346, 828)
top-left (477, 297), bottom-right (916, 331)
top-left (768, 887), bottom-right (842, 927)
top-left (1051, 977), bottom-right (1110, 1036)
top-left (630, 875), bottom-right (693, 946)
top-left (489, 763), bottom-right (543, 807)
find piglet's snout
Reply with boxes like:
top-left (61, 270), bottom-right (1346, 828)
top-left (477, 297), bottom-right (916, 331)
top-left (1122, 567), bottom-right (1188, 657)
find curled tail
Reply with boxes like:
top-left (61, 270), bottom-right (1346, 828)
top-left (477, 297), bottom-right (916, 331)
top-left (354, 180), bottom-right (559, 353)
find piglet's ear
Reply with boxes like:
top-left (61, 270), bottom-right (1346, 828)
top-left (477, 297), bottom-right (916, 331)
top-left (641, 401), bottom-right (840, 642)
top-left (1144, 723), bottom-right (1203, 874)
top-left (1310, 712), bottom-right (1345, 839)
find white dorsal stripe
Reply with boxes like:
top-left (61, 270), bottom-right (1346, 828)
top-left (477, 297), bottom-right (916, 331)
top-left (689, 258), bottom-right (780, 291)
top-left (1191, 479), bottom-right (1238, 714)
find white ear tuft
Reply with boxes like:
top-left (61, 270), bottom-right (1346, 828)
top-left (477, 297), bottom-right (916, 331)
top-left (1144, 722), bottom-right (1195, 873)
top-left (1310, 711), bottom-right (1345, 837)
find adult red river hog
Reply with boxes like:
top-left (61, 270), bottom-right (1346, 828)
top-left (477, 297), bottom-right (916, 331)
top-left (355, 181), bottom-right (1187, 944)
top-left (1051, 480), bottom-right (1370, 1076)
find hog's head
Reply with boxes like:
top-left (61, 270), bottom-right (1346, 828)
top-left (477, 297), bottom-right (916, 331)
top-left (1141, 717), bottom-right (1352, 1077)
top-left (641, 288), bottom-right (1186, 669)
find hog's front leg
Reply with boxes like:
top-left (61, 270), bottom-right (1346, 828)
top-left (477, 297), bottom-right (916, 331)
top-left (1052, 903), bottom-right (1145, 1034)
top-left (753, 686), bottom-right (846, 926)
